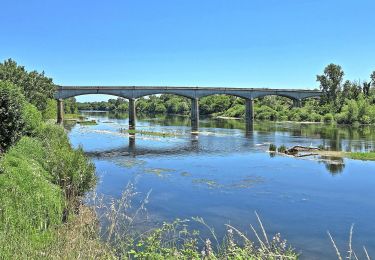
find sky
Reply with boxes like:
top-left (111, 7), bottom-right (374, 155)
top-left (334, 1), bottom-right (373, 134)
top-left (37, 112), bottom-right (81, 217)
top-left (1, 0), bottom-right (374, 102)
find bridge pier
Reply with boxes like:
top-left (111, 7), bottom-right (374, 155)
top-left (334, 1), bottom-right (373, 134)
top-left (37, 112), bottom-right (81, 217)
top-left (129, 98), bottom-right (136, 130)
top-left (245, 98), bottom-right (254, 124)
top-left (191, 98), bottom-right (199, 132)
top-left (293, 99), bottom-right (302, 108)
top-left (57, 99), bottom-right (64, 124)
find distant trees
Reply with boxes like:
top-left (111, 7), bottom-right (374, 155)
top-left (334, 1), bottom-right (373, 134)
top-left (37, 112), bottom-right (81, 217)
top-left (76, 97), bottom-right (129, 112)
top-left (72, 64), bottom-right (375, 125)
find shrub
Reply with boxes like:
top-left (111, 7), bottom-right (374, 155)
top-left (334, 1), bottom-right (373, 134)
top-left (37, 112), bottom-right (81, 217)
top-left (36, 124), bottom-right (96, 201)
top-left (323, 113), bottom-right (334, 123)
top-left (0, 81), bottom-right (25, 153)
top-left (269, 144), bottom-right (277, 152)
top-left (309, 113), bottom-right (322, 122)
top-left (23, 103), bottom-right (43, 135)
top-left (278, 145), bottom-right (287, 153)
top-left (42, 98), bottom-right (57, 120)
top-left (224, 104), bottom-right (245, 118)
top-left (360, 115), bottom-right (371, 124)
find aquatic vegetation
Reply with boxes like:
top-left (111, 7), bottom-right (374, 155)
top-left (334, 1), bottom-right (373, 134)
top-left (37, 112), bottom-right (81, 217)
top-left (192, 178), bottom-right (224, 189)
top-left (269, 143), bottom-right (277, 152)
top-left (113, 158), bottom-right (146, 168)
top-left (78, 120), bottom-right (98, 126)
top-left (180, 171), bottom-right (191, 177)
top-left (347, 152), bottom-right (375, 161)
top-left (64, 113), bottom-right (85, 120)
top-left (122, 129), bottom-right (180, 137)
top-left (144, 167), bottom-right (173, 177)
top-left (278, 145), bottom-right (287, 153)
top-left (229, 176), bottom-right (264, 189)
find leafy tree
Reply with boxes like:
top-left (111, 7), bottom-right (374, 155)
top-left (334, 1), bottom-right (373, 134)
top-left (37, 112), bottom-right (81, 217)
top-left (363, 81), bottom-right (371, 96)
top-left (371, 71), bottom-right (375, 87)
top-left (316, 64), bottom-right (344, 105)
top-left (0, 81), bottom-right (25, 153)
top-left (64, 97), bottom-right (78, 114)
top-left (342, 80), bottom-right (362, 100)
top-left (0, 59), bottom-right (55, 111)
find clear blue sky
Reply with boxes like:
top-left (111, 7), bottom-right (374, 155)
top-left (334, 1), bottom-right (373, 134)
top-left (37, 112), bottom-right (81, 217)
top-left (1, 0), bottom-right (374, 101)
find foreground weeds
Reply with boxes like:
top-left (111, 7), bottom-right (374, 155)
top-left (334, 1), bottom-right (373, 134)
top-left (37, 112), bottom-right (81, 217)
top-left (84, 183), bottom-right (298, 259)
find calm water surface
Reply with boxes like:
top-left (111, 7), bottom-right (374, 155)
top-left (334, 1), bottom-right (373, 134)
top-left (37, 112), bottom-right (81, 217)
top-left (67, 111), bottom-right (375, 259)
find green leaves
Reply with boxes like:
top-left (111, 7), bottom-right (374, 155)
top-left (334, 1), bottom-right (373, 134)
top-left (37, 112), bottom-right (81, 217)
top-left (316, 63), bottom-right (344, 105)
top-left (0, 59), bottom-right (55, 111)
top-left (0, 81), bottom-right (26, 152)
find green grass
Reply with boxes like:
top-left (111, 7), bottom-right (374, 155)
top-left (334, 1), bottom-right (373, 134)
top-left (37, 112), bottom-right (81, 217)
top-left (347, 152), bottom-right (375, 161)
top-left (0, 123), bottom-right (96, 259)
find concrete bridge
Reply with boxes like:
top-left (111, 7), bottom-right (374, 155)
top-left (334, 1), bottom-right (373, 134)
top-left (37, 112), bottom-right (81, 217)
top-left (55, 86), bottom-right (322, 131)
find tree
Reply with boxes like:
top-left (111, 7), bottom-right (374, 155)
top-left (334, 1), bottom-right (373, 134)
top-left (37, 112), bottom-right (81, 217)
top-left (0, 59), bottom-right (55, 111)
top-left (370, 71), bottom-right (375, 94)
top-left (316, 64), bottom-right (344, 104)
top-left (371, 71), bottom-right (375, 86)
top-left (64, 97), bottom-right (78, 114)
top-left (0, 81), bottom-right (25, 153)
top-left (363, 81), bottom-right (371, 96)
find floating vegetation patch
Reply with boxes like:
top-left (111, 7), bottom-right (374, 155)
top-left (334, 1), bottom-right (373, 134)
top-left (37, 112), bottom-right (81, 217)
top-left (229, 176), bottom-right (264, 189)
top-left (192, 178), bottom-right (224, 189)
top-left (180, 172), bottom-right (191, 177)
top-left (113, 158), bottom-right (147, 168)
top-left (192, 176), bottom-right (264, 190)
top-left (121, 129), bottom-right (180, 137)
top-left (80, 129), bottom-right (127, 137)
top-left (144, 168), bottom-right (174, 177)
top-left (78, 120), bottom-right (98, 126)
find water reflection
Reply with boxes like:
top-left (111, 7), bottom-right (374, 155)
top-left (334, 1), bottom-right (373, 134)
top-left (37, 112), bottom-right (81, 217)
top-left (79, 111), bottom-right (375, 154)
top-left (319, 156), bottom-right (345, 175)
top-left (67, 111), bottom-right (375, 260)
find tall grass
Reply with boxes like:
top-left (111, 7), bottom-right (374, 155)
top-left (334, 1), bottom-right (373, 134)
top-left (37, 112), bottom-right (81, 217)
top-left (0, 123), bottom-right (96, 259)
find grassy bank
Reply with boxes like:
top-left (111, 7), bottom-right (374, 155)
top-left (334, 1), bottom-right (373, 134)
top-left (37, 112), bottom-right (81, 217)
top-left (0, 124), bottom-right (97, 258)
top-left (347, 152), bottom-right (375, 161)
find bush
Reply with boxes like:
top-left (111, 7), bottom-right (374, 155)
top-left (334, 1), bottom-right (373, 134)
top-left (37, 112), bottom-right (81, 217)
top-left (323, 113), bottom-right (334, 123)
top-left (36, 124), bottom-right (96, 201)
top-left (308, 113), bottom-right (322, 122)
top-left (269, 144), bottom-right (277, 152)
top-left (42, 98), bottom-right (57, 120)
top-left (278, 145), bottom-right (287, 153)
top-left (23, 103), bottom-right (43, 135)
top-left (223, 104), bottom-right (245, 118)
top-left (0, 81), bottom-right (26, 153)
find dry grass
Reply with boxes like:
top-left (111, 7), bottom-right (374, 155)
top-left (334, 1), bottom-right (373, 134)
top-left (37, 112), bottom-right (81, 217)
top-left (38, 205), bottom-right (115, 259)
top-left (327, 224), bottom-right (371, 260)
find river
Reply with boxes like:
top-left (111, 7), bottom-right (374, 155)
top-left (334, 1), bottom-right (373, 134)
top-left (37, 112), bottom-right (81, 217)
top-left (67, 111), bottom-right (375, 259)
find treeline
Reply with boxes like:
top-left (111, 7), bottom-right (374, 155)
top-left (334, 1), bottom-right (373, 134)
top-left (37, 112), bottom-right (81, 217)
top-left (76, 64), bottom-right (375, 125)
top-left (0, 59), bottom-right (96, 257)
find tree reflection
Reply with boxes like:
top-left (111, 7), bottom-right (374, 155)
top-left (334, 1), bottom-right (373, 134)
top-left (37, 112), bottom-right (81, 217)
top-left (320, 156), bottom-right (345, 175)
